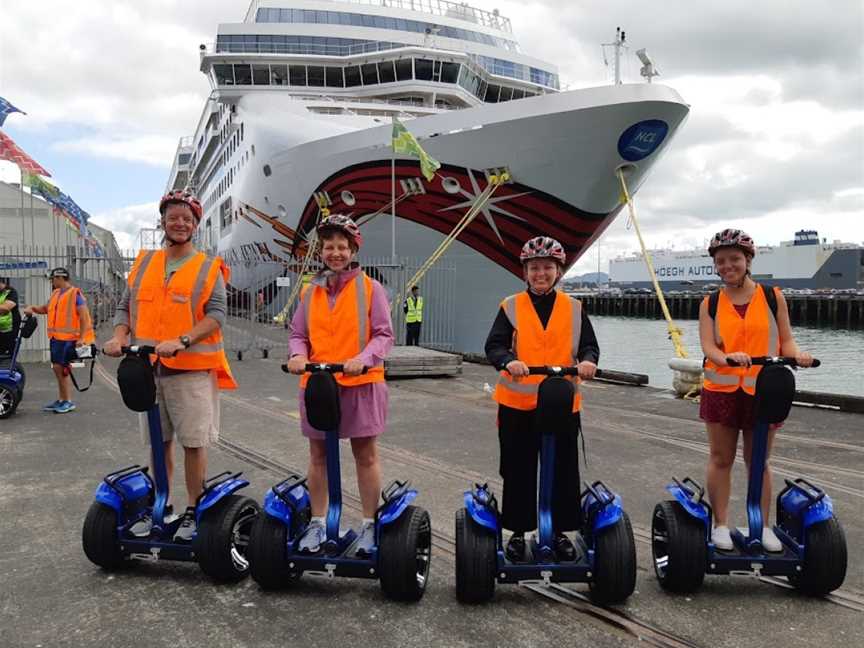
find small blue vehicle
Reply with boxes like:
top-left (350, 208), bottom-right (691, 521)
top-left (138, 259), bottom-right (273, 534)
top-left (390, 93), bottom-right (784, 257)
top-left (248, 363), bottom-right (431, 601)
top-left (0, 315), bottom-right (36, 419)
top-left (652, 356), bottom-right (847, 596)
top-left (82, 345), bottom-right (260, 582)
top-left (456, 366), bottom-right (637, 604)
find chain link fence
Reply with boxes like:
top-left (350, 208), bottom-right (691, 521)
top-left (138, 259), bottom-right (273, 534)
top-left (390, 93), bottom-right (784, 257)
top-left (1, 245), bottom-right (457, 362)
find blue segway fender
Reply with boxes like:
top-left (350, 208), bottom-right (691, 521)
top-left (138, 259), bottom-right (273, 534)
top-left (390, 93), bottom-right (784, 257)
top-left (196, 476), bottom-right (249, 523)
top-left (464, 490), bottom-right (498, 533)
top-left (94, 470), bottom-right (152, 519)
top-left (262, 484), bottom-right (310, 527)
top-left (666, 483), bottom-right (711, 534)
top-left (585, 492), bottom-right (625, 534)
top-left (778, 480), bottom-right (835, 544)
top-left (378, 489), bottom-right (418, 525)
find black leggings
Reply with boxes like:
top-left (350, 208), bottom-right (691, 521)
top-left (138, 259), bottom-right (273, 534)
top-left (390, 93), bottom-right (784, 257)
top-left (497, 405), bottom-right (582, 533)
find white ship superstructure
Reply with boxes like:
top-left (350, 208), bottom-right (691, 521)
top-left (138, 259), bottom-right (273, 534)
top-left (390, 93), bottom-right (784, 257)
top-left (609, 230), bottom-right (864, 289)
top-left (166, 0), bottom-right (690, 352)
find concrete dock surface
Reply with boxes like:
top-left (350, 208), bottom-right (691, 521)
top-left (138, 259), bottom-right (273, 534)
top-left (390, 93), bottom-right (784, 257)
top-left (1, 356), bottom-right (861, 648)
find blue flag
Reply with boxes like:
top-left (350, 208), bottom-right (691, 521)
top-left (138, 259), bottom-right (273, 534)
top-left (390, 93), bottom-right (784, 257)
top-left (0, 96), bottom-right (26, 127)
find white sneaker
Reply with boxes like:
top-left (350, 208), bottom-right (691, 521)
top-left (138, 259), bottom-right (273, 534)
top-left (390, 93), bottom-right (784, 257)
top-left (129, 505), bottom-right (175, 537)
top-left (762, 527), bottom-right (783, 552)
top-left (712, 525), bottom-right (734, 550)
top-left (173, 507), bottom-right (197, 542)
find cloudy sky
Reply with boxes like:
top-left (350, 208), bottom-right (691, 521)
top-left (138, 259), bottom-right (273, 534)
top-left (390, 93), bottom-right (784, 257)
top-left (1, 0), bottom-right (862, 273)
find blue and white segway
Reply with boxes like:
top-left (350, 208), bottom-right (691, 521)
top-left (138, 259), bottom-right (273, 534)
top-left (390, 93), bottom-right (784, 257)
top-left (652, 356), bottom-right (847, 596)
top-left (248, 363), bottom-right (431, 601)
top-left (0, 315), bottom-right (37, 419)
top-left (82, 345), bottom-right (259, 582)
top-left (456, 366), bottom-right (636, 604)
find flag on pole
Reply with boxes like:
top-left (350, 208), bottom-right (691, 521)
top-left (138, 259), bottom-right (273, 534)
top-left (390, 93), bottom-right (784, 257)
top-left (0, 96), bottom-right (26, 127)
top-left (0, 130), bottom-right (51, 176)
top-left (392, 117), bottom-right (440, 182)
top-left (23, 172), bottom-right (60, 198)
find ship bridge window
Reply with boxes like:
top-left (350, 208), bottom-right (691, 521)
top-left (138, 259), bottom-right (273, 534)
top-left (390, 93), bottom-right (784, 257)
top-left (326, 67), bottom-right (344, 87)
top-left (307, 66), bottom-right (325, 87)
top-left (361, 63), bottom-right (379, 85)
top-left (234, 64), bottom-right (252, 85)
top-left (378, 61), bottom-right (396, 84)
top-left (271, 64), bottom-right (288, 86)
top-left (415, 59), bottom-right (433, 81)
top-left (499, 87), bottom-right (513, 102)
top-left (214, 64), bottom-right (234, 85)
top-left (395, 59), bottom-right (412, 81)
top-left (252, 64), bottom-right (270, 85)
top-left (512, 88), bottom-right (525, 100)
top-left (485, 84), bottom-right (501, 103)
top-left (441, 62), bottom-right (460, 84)
top-left (345, 65), bottom-right (361, 87)
top-left (289, 65), bottom-right (307, 86)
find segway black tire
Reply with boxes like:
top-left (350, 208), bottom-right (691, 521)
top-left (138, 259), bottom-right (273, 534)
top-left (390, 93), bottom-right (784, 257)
top-left (248, 512), bottom-right (300, 590)
top-left (455, 508), bottom-right (496, 604)
top-left (789, 516), bottom-right (847, 596)
top-left (589, 511), bottom-right (637, 604)
top-left (0, 384), bottom-right (20, 419)
top-left (378, 505), bottom-right (432, 602)
top-left (82, 502), bottom-right (126, 569)
top-left (195, 494), bottom-right (260, 583)
top-left (651, 501), bottom-right (706, 593)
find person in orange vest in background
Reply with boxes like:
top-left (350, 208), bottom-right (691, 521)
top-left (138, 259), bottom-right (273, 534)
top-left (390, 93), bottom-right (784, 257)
top-left (699, 229), bottom-right (813, 553)
top-left (23, 267), bottom-right (95, 413)
top-left (484, 236), bottom-right (599, 563)
top-left (104, 190), bottom-right (236, 542)
top-left (286, 214), bottom-right (394, 555)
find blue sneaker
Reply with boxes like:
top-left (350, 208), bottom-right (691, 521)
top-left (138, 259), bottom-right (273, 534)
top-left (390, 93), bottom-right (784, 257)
top-left (54, 401), bottom-right (76, 413)
top-left (42, 400), bottom-right (62, 412)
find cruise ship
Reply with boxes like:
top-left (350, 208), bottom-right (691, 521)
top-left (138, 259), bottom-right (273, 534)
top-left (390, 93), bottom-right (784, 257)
top-left (165, 0), bottom-right (690, 352)
top-left (609, 230), bottom-right (864, 290)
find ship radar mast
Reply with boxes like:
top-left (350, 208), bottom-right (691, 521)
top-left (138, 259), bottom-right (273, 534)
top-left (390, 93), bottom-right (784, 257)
top-left (602, 27), bottom-right (626, 85)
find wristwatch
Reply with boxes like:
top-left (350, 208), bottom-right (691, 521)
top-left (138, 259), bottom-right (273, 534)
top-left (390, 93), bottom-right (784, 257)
top-left (179, 335), bottom-right (192, 349)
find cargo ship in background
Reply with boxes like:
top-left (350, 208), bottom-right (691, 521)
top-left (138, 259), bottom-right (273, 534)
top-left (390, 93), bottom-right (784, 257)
top-left (165, 0), bottom-right (690, 352)
top-left (609, 230), bottom-right (864, 290)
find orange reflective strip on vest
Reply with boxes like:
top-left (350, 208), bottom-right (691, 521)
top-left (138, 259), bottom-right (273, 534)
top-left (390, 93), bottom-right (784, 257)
top-left (493, 291), bottom-right (582, 412)
top-left (703, 284), bottom-right (780, 395)
top-left (300, 272), bottom-right (385, 389)
top-left (127, 249), bottom-right (236, 389)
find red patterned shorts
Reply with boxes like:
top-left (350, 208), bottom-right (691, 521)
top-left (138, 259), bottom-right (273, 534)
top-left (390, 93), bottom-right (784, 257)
top-left (700, 388), bottom-right (783, 430)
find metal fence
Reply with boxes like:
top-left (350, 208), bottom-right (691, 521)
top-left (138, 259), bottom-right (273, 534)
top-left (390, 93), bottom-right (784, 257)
top-left (1, 245), bottom-right (458, 362)
top-left (220, 255), bottom-right (457, 360)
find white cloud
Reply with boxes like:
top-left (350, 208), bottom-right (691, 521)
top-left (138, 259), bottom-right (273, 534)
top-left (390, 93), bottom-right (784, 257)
top-left (89, 202), bottom-right (161, 251)
top-left (52, 135), bottom-right (179, 167)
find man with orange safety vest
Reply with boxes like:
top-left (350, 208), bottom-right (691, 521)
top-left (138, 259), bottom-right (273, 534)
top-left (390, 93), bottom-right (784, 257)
top-left (484, 236), bottom-right (599, 563)
top-left (104, 190), bottom-right (235, 543)
top-left (23, 267), bottom-right (95, 413)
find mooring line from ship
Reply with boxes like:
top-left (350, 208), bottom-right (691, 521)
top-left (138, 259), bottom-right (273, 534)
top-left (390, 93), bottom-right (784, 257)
top-left (95, 363), bottom-right (863, 614)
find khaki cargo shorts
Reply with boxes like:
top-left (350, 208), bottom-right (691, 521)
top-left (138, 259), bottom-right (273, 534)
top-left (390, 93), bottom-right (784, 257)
top-left (139, 369), bottom-right (220, 448)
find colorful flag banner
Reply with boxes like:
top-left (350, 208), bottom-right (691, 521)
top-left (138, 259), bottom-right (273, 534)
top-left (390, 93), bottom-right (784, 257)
top-left (392, 118), bottom-right (441, 182)
top-left (0, 130), bottom-right (50, 176)
top-left (23, 172), bottom-right (60, 198)
top-left (0, 96), bottom-right (26, 127)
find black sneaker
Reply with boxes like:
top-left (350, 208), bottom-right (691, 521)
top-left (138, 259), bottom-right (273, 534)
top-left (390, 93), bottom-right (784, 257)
top-left (505, 533), bottom-right (526, 562)
top-left (554, 533), bottom-right (577, 561)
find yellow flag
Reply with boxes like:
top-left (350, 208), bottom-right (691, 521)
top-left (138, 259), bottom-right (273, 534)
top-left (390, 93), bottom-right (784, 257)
top-left (392, 118), bottom-right (440, 182)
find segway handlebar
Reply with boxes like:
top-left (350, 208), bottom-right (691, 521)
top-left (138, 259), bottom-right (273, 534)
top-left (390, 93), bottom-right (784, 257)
top-left (280, 362), bottom-right (369, 374)
top-left (119, 345), bottom-right (156, 356)
top-left (726, 356), bottom-right (820, 368)
top-left (522, 365), bottom-right (607, 378)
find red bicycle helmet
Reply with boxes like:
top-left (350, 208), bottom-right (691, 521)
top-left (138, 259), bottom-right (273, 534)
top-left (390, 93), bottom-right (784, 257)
top-left (159, 190), bottom-right (203, 222)
top-left (317, 214), bottom-right (363, 249)
top-left (708, 229), bottom-right (756, 258)
top-left (519, 236), bottom-right (566, 265)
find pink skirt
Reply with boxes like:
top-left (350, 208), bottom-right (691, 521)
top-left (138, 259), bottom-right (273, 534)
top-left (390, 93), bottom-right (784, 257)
top-left (298, 381), bottom-right (388, 440)
top-left (700, 388), bottom-right (783, 430)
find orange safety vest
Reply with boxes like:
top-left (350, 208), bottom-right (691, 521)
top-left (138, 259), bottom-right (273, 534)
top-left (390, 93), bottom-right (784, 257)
top-left (298, 272), bottom-right (385, 388)
top-left (47, 287), bottom-right (94, 343)
top-left (127, 249), bottom-right (237, 390)
top-left (702, 284), bottom-right (780, 395)
top-left (493, 290), bottom-right (583, 412)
